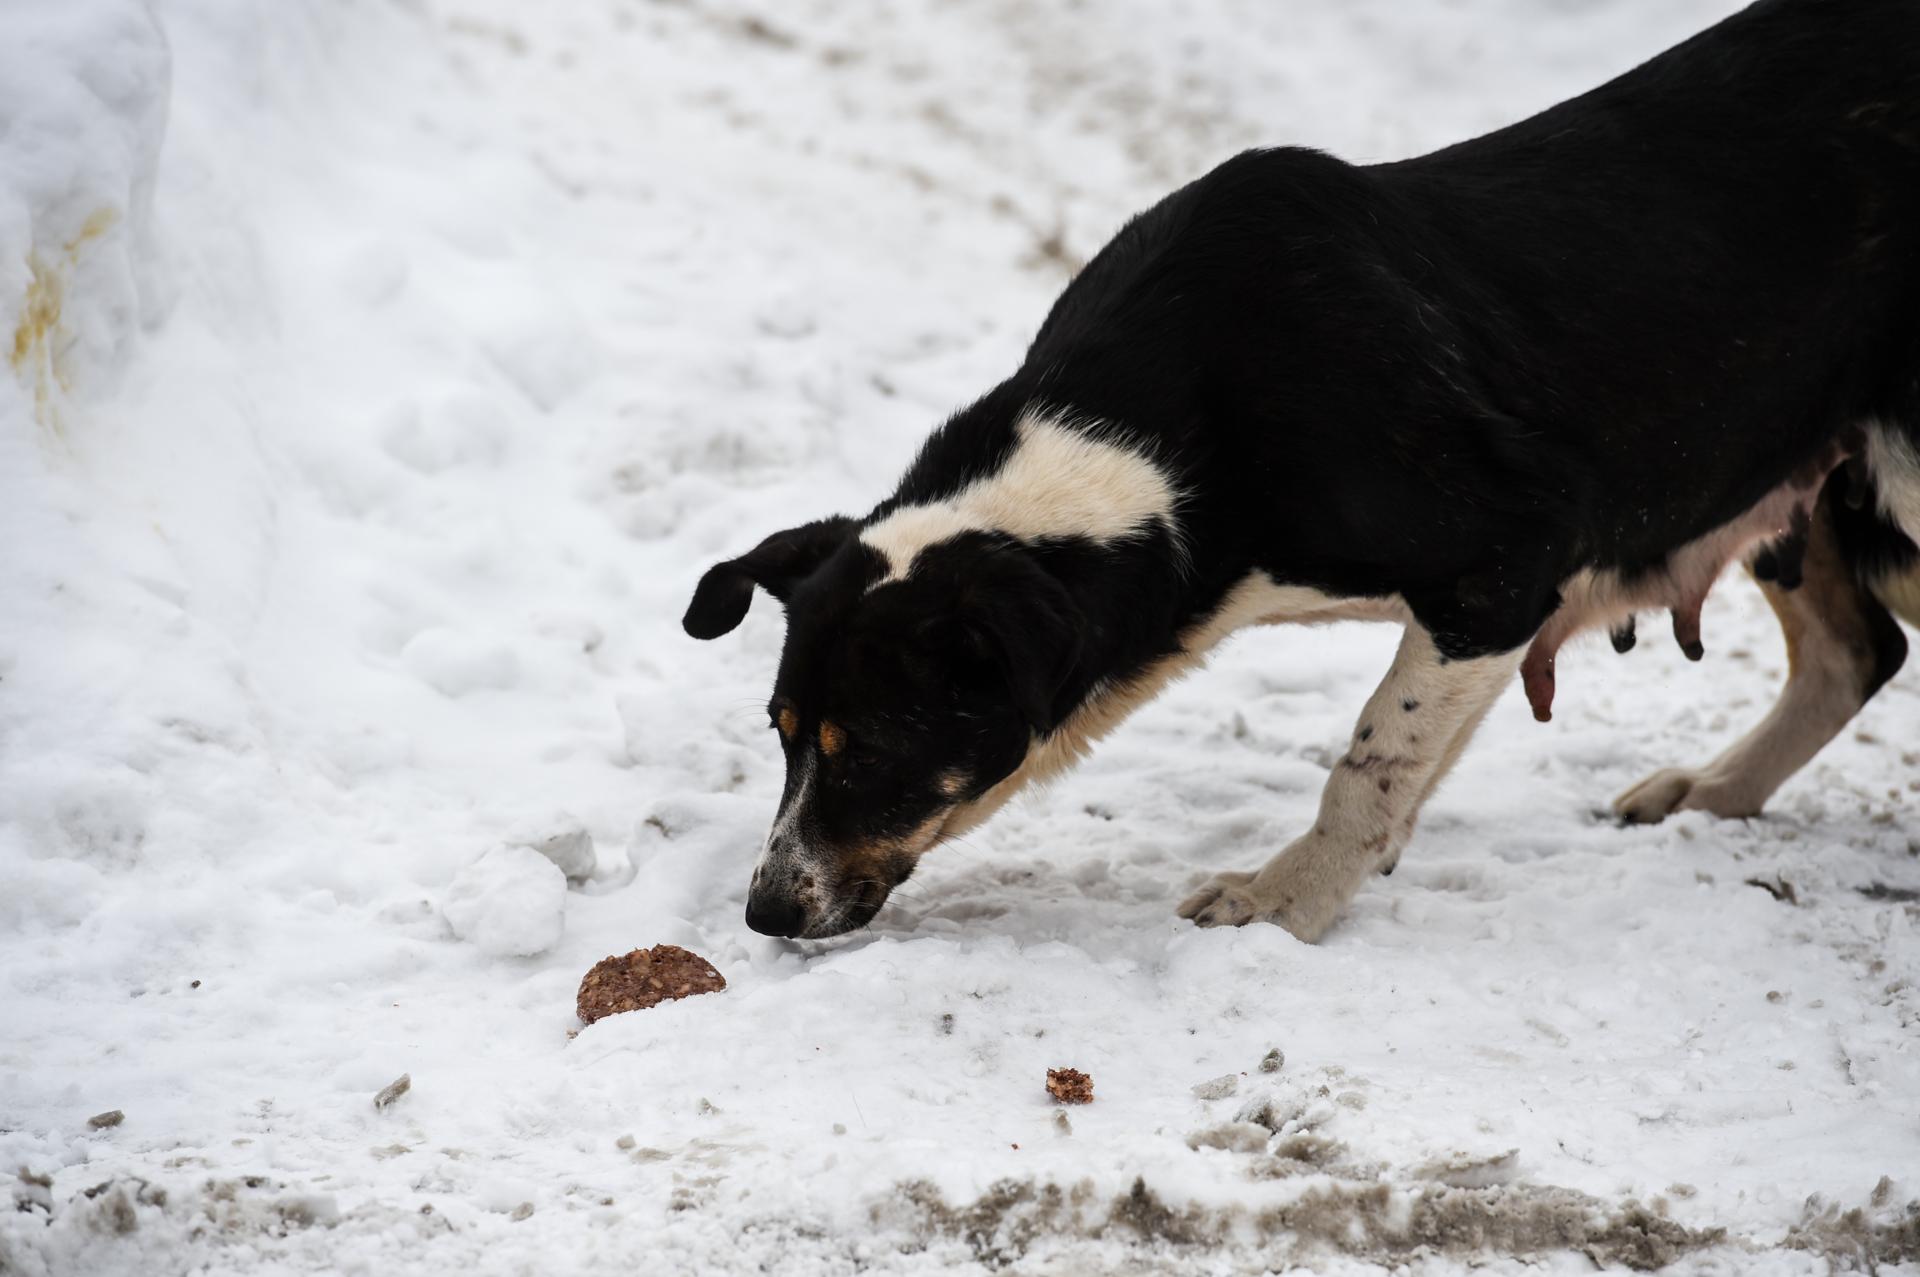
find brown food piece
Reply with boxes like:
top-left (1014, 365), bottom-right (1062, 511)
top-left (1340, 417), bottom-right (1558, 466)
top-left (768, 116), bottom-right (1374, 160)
top-left (577, 945), bottom-right (726, 1024)
top-left (1045, 1067), bottom-right (1094, 1105)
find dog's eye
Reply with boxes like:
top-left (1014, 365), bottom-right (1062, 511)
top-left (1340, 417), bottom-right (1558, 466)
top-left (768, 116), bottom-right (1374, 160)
top-left (830, 729), bottom-right (881, 771)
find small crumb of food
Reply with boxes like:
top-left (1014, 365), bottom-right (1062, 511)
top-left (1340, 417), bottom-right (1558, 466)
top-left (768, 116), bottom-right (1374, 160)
top-left (1046, 1067), bottom-right (1094, 1105)
top-left (577, 945), bottom-right (727, 1025)
top-left (87, 1110), bottom-right (124, 1130)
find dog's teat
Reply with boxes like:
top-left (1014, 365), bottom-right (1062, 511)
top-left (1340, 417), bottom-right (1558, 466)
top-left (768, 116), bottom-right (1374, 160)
top-left (1670, 595), bottom-right (1705, 662)
top-left (1520, 636), bottom-right (1558, 722)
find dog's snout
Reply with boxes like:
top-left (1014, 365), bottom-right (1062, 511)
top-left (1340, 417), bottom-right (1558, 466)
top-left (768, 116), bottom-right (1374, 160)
top-left (744, 885), bottom-right (809, 938)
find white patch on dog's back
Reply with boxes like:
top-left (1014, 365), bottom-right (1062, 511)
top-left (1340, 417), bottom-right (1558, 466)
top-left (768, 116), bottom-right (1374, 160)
top-left (861, 407), bottom-right (1182, 581)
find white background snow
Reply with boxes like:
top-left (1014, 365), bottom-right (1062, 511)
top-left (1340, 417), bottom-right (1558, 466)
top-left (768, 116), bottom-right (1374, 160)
top-left (1, 1), bottom-right (1915, 1273)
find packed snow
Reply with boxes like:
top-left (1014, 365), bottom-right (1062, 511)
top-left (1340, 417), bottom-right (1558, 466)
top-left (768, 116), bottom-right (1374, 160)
top-left (2, 1), bottom-right (1916, 1274)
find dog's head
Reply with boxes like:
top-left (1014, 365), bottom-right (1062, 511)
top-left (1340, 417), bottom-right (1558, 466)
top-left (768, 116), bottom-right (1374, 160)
top-left (684, 516), bottom-right (1082, 937)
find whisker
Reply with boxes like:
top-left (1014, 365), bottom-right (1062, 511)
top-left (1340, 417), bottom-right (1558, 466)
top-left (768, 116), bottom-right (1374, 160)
top-left (930, 831), bottom-right (991, 858)
top-left (845, 878), bottom-right (930, 905)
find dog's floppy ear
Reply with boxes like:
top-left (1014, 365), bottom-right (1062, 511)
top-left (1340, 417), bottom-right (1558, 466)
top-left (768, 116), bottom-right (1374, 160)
top-left (683, 516), bottom-right (855, 640)
top-left (953, 547), bottom-right (1084, 733)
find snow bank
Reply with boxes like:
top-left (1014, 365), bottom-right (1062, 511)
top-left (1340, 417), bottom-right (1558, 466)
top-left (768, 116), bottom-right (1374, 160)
top-left (0, 0), bottom-right (168, 421)
top-left (0, 0), bottom-right (172, 947)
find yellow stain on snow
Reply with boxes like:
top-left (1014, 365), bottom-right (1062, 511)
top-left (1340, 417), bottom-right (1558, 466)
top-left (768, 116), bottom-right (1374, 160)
top-left (10, 206), bottom-right (120, 436)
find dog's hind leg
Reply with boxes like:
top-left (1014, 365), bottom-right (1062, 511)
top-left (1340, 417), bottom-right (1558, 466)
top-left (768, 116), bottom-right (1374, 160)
top-left (1878, 561), bottom-right (1920, 632)
top-left (1858, 422), bottom-right (1920, 636)
top-left (1179, 624), bottom-right (1518, 941)
top-left (1614, 489), bottom-right (1908, 824)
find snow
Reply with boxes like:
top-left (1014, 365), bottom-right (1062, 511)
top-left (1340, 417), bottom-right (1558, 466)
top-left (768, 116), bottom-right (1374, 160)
top-left (1, 0), bottom-right (1916, 1274)
top-left (442, 847), bottom-right (566, 958)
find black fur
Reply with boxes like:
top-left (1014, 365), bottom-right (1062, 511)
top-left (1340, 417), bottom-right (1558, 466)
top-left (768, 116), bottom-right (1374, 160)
top-left (689, 0), bottom-right (1920, 938)
top-left (683, 517), bottom-right (856, 639)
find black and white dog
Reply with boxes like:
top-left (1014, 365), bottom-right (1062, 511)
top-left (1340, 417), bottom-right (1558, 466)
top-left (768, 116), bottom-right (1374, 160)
top-left (686, 0), bottom-right (1920, 942)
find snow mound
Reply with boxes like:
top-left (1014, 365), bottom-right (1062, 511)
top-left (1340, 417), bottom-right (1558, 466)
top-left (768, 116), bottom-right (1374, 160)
top-left (443, 845), bottom-right (567, 957)
top-left (0, 0), bottom-right (168, 422)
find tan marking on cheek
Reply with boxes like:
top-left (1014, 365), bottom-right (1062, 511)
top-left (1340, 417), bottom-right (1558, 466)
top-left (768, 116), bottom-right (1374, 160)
top-left (830, 811), bottom-right (952, 891)
top-left (938, 770), bottom-right (968, 798)
top-left (819, 720), bottom-right (847, 756)
top-left (777, 707), bottom-right (798, 738)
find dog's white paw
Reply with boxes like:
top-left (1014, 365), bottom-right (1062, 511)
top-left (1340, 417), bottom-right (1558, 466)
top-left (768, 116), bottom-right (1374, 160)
top-left (1613, 768), bottom-right (1698, 824)
top-left (1614, 767), bottom-right (1762, 824)
top-left (1176, 863), bottom-right (1338, 942)
top-left (1176, 871), bottom-right (1257, 926)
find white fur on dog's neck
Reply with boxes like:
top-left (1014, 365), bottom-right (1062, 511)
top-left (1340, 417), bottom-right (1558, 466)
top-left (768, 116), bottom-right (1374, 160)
top-left (860, 406), bottom-right (1183, 582)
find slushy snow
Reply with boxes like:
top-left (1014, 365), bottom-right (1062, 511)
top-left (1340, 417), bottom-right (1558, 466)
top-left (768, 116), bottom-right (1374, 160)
top-left (2, 1), bottom-right (1916, 1274)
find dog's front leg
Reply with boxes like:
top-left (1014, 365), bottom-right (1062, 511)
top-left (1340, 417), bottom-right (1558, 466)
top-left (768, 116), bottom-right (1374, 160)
top-left (1178, 624), bottom-right (1518, 941)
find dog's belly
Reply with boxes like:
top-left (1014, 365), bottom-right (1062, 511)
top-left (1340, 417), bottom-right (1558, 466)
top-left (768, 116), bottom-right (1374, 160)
top-left (1196, 573), bottom-right (1414, 642)
top-left (1520, 467), bottom-right (1846, 722)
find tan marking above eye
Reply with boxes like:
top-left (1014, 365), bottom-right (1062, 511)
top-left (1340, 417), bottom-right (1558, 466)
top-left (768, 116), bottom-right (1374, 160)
top-left (777, 707), bottom-right (798, 738)
top-left (818, 720), bottom-right (847, 756)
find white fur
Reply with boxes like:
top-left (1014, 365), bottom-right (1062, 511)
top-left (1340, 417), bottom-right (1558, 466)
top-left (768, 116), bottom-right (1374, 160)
top-left (1189, 572), bottom-right (1411, 639)
top-left (754, 745), bottom-right (873, 930)
top-left (860, 407), bottom-right (1183, 582)
top-left (1178, 623), bottom-right (1518, 941)
top-left (756, 749), bottom-right (818, 887)
top-left (1867, 424), bottom-right (1920, 539)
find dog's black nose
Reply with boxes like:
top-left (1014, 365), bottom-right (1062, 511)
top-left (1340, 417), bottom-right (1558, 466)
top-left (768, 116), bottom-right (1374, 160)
top-left (744, 892), bottom-right (808, 938)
